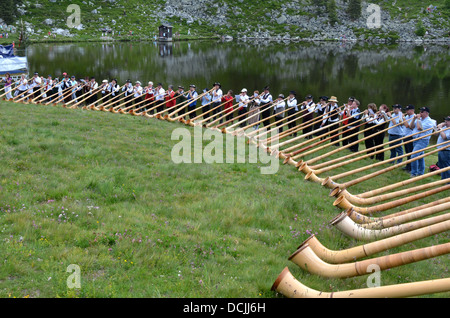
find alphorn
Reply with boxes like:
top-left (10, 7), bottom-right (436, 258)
top-left (298, 126), bottom-right (441, 176)
top-left (44, 83), bottom-right (79, 106)
top-left (40, 83), bottom-right (73, 105)
top-left (163, 88), bottom-right (215, 122)
top-left (347, 201), bottom-right (450, 229)
top-left (310, 126), bottom-right (439, 170)
top-left (186, 98), bottom-right (236, 126)
top-left (159, 91), bottom-right (216, 121)
top-left (14, 87), bottom-right (40, 103)
top-left (288, 242), bottom-right (450, 278)
top-left (101, 89), bottom-right (127, 111)
top-left (0, 81), bottom-right (21, 100)
top-left (298, 219), bottom-right (450, 264)
top-left (206, 96), bottom-right (260, 130)
top-left (28, 83), bottom-right (57, 104)
top-left (330, 210), bottom-right (450, 241)
top-left (333, 183), bottom-right (450, 213)
top-left (130, 91), bottom-right (175, 116)
top-left (332, 167), bottom-right (450, 205)
top-left (272, 267), bottom-right (450, 298)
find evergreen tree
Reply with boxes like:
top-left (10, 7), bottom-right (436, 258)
top-left (327, 0), bottom-right (338, 25)
top-left (0, 0), bottom-right (20, 25)
top-left (347, 0), bottom-right (362, 20)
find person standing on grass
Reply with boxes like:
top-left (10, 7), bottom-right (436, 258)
top-left (238, 88), bottom-right (250, 128)
top-left (409, 106), bottom-right (436, 177)
top-left (155, 83), bottom-right (166, 114)
top-left (260, 86), bottom-right (273, 127)
top-left (299, 94), bottom-right (315, 139)
top-left (211, 82), bottom-right (223, 123)
top-left (186, 84), bottom-right (198, 119)
top-left (436, 116), bottom-right (450, 181)
top-left (346, 99), bottom-right (362, 152)
top-left (273, 94), bottom-right (286, 133)
top-left (222, 89), bottom-right (234, 123)
top-left (321, 96), bottom-right (341, 146)
top-left (387, 104), bottom-right (405, 164)
top-left (402, 104), bottom-right (416, 172)
top-left (286, 91), bottom-right (298, 136)
top-left (1, 72), bottom-right (13, 100)
top-left (201, 88), bottom-right (212, 120)
top-left (362, 103), bottom-right (378, 159)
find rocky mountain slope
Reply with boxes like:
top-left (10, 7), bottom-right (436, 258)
top-left (2, 0), bottom-right (449, 43)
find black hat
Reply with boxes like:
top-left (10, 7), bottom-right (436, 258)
top-left (393, 104), bottom-right (402, 109)
top-left (263, 86), bottom-right (269, 91)
top-left (305, 94), bottom-right (313, 100)
top-left (348, 96), bottom-right (355, 102)
top-left (214, 82), bottom-right (221, 87)
top-left (190, 84), bottom-right (196, 88)
top-left (444, 116), bottom-right (450, 121)
top-left (289, 90), bottom-right (296, 96)
top-left (278, 94), bottom-right (284, 99)
top-left (178, 86), bottom-right (184, 89)
top-left (320, 96), bottom-right (329, 101)
top-left (420, 106), bottom-right (430, 113)
top-left (34, 72), bottom-right (39, 75)
top-left (157, 82), bottom-right (163, 86)
top-left (405, 104), bottom-right (415, 110)
top-left (126, 79), bottom-right (131, 83)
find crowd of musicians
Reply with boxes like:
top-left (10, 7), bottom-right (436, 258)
top-left (1, 72), bottom-right (449, 181)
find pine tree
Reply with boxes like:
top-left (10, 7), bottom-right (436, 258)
top-left (327, 0), bottom-right (338, 25)
top-left (347, 0), bottom-right (362, 20)
top-left (0, 0), bottom-right (20, 25)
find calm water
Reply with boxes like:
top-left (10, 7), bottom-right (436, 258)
top-left (23, 40), bottom-right (449, 123)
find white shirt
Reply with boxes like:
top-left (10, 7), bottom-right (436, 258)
top-left (239, 94), bottom-right (249, 108)
top-left (301, 101), bottom-right (315, 113)
top-left (322, 103), bottom-right (340, 124)
top-left (437, 127), bottom-right (450, 150)
top-left (212, 88), bottom-right (223, 103)
top-left (18, 79), bottom-right (28, 90)
top-left (260, 92), bottom-right (272, 104)
top-left (286, 97), bottom-right (298, 111)
top-left (403, 114), bottom-right (415, 137)
top-left (155, 87), bottom-right (165, 101)
top-left (134, 85), bottom-right (143, 98)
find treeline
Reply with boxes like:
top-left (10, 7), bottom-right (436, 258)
top-left (315, 0), bottom-right (362, 24)
top-left (0, 0), bottom-right (23, 25)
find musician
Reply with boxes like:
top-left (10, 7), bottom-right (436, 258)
top-left (247, 90), bottom-right (261, 130)
top-left (211, 82), bottom-right (223, 123)
top-left (201, 88), bottom-right (212, 121)
top-left (133, 81), bottom-right (143, 108)
top-left (107, 79), bottom-right (120, 109)
top-left (144, 81), bottom-right (155, 112)
top-left (75, 79), bottom-right (85, 101)
top-left (61, 75), bottom-right (72, 103)
top-left (16, 75), bottom-right (28, 99)
top-left (362, 103), bottom-right (378, 159)
top-left (372, 104), bottom-right (390, 161)
top-left (286, 91), bottom-right (298, 136)
top-left (165, 85), bottom-right (176, 109)
top-left (436, 116), bottom-right (450, 181)
top-left (155, 83), bottom-right (166, 114)
top-left (321, 96), bottom-right (340, 146)
top-left (387, 104), bottom-right (405, 164)
top-left (409, 106), bottom-right (436, 177)
top-left (238, 88), bottom-right (249, 128)
top-left (314, 96), bottom-right (327, 136)
top-left (0, 72), bottom-right (13, 99)
top-left (69, 75), bottom-right (77, 101)
top-left (121, 79), bottom-right (133, 109)
top-left (42, 75), bottom-right (53, 101)
top-left (260, 86), bottom-right (273, 127)
top-left (402, 104), bottom-right (416, 172)
top-left (346, 99), bottom-right (362, 152)
top-left (30, 72), bottom-right (42, 101)
top-left (186, 84), bottom-right (198, 119)
top-left (341, 97), bottom-right (355, 147)
top-left (300, 94), bottom-right (315, 139)
top-left (174, 86), bottom-right (186, 118)
top-left (273, 94), bottom-right (286, 133)
top-left (88, 77), bottom-right (99, 106)
top-left (100, 79), bottom-right (110, 104)
top-left (222, 90), bottom-right (234, 123)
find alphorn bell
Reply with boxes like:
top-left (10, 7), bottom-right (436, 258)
top-left (298, 219), bottom-right (450, 264)
top-left (272, 267), bottom-right (450, 298)
top-left (289, 242), bottom-right (450, 278)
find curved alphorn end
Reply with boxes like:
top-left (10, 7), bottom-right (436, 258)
top-left (321, 177), bottom-right (337, 189)
top-left (295, 160), bottom-right (304, 168)
top-left (329, 187), bottom-right (342, 198)
top-left (271, 267), bottom-right (291, 292)
top-left (333, 195), bottom-right (353, 210)
top-left (221, 128), bottom-right (227, 134)
top-left (163, 114), bottom-right (169, 120)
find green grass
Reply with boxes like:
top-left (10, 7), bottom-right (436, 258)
top-left (0, 100), bottom-right (448, 298)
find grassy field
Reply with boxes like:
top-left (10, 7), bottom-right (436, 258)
top-left (0, 99), bottom-right (448, 298)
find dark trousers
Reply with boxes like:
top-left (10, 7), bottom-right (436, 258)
top-left (156, 100), bottom-right (165, 113)
top-left (364, 124), bottom-right (377, 158)
top-left (260, 103), bottom-right (272, 127)
top-left (188, 106), bottom-right (197, 119)
top-left (238, 107), bottom-right (248, 128)
top-left (403, 136), bottom-right (414, 171)
top-left (327, 121), bottom-right (340, 146)
top-left (211, 102), bottom-right (222, 123)
top-left (373, 129), bottom-right (385, 161)
top-left (303, 114), bottom-right (314, 139)
top-left (287, 108), bottom-right (298, 136)
top-left (33, 87), bottom-right (41, 101)
top-left (347, 126), bottom-right (360, 152)
top-left (202, 103), bottom-right (211, 122)
top-left (275, 116), bottom-right (284, 133)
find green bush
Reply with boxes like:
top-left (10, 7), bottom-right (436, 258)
top-left (415, 20), bottom-right (426, 36)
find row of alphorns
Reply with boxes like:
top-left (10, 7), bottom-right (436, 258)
top-left (2, 78), bottom-right (449, 298)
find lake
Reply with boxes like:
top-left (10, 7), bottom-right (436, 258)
top-left (23, 39), bottom-right (449, 123)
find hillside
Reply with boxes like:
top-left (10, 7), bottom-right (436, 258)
top-left (1, 0), bottom-right (449, 44)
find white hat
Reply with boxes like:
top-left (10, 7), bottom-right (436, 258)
top-left (241, 88), bottom-right (247, 93)
top-left (148, 81), bottom-right (153, 85)
top-left (102, 79), bottom-right (108, 83)
top-left (136, 81), bottom-right (141, 85)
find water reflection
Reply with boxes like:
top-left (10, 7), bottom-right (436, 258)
top-left (25, 40), bottom-right (449, 121)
